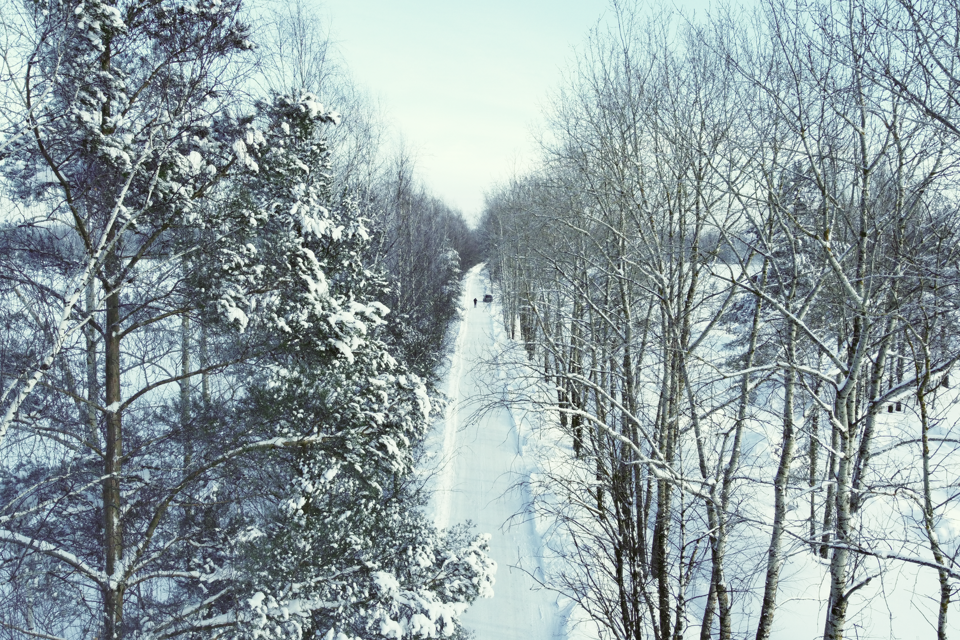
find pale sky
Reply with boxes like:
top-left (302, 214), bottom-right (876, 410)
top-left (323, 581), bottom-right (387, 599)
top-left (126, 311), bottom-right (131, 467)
top-left (322, 0), bottom-right (610, 224)
top-left (322, 1), bottom-right (720, 224)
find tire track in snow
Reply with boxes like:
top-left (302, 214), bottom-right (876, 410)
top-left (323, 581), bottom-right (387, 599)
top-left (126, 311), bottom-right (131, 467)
top-left (433, 264), bottom-right (562, 640)
top-left (433, 274), bottom-right (469, 531)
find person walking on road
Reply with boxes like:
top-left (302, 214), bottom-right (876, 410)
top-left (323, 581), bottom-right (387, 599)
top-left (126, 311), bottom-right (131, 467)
top-left (473, 298), bottom-right (477, 308)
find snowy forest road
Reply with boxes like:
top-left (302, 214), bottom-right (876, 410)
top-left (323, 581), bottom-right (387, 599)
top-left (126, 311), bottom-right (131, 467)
top-left (431, 265), bottom-right (563, 640)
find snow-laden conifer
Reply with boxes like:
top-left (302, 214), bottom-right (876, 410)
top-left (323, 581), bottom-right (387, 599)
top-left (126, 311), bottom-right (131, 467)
top-left (0, 2), bottom-right (491, 637)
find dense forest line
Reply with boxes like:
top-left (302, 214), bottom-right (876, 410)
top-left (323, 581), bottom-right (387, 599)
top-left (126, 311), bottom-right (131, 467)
top-left (481, 0), bottom-right (960, 638)
top-left (0, 0), bottom-right (488, 638)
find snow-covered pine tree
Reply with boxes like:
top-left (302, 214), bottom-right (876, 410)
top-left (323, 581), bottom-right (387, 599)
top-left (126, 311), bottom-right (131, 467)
top-left (197, 92), bottom-right (494, 640)
top-left (0, 1), bottom-right (492, 637)
top-left (0, 0), bottom-right (256, 636)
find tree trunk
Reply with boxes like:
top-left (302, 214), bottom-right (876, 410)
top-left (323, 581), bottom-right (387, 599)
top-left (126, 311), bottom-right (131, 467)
top-left (756, 321), bottom-right (797, 640)
top-left (916, 345), bottom-right (951, 640)
top-left (808, 377), bottom-right (822, 548)
top-left (103, 244), bottom-right (124, 639)
top-left (822, 371), bottom-right (859, 640)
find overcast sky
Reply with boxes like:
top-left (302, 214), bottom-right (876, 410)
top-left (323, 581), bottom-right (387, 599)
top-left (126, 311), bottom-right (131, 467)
top-left (322, 1), bottom-right (720, 224)
top-left (320, 0), bottom-right (611, 224)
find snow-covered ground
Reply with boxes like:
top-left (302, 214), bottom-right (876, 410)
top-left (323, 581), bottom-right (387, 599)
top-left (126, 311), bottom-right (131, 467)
top-left (428, 264), bottom-right (960, 640)
top-left (430, 264), bottom-right (563, 640)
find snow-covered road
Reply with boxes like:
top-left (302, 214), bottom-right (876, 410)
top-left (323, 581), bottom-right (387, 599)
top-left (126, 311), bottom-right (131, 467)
top-left (432, 265), bottom-right (562, 640)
